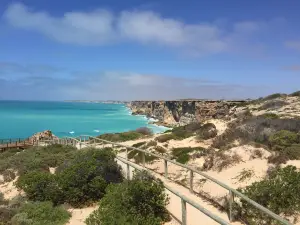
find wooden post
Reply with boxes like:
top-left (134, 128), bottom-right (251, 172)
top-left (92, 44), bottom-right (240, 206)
top-left (126, 148), bottom-right (128, 160)
top-left (164, 159), bottom-right (168, 178)
top-left (127, 163), bottom-right (130, 180)
top-left (142, 152), bottom-right (145, 167)
top-left (181, 199), bottom-right (187, 225)
top-left (229, 190), bottom-right (234, 222)
top-left (189, 170), bottom-right (194, 193)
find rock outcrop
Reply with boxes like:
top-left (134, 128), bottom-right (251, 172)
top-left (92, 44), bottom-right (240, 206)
top-left (128, 100), bottom-right (246, 126)
top-left (29, 130), bottom-right (57, 142)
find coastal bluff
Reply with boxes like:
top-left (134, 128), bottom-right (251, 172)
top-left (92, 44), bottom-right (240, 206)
top-left (127, 100), bottom-right (246, 126)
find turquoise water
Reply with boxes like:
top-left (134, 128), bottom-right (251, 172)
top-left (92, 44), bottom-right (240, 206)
top-left (0, 101), bottom-right (168, 139)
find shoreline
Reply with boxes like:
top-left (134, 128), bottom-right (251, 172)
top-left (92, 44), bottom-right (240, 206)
top-left (125, 105), bottom-right (171, 134)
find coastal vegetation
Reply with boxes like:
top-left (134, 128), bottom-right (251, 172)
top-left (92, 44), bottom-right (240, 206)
top-left (237, 166), bottom-right (300, 224)
top-left (0, 145), bottom-right (169, 224)
top-left (97, 127), bottom-right (152, 142)
top-left (85, 171), bottom-right (170, 225)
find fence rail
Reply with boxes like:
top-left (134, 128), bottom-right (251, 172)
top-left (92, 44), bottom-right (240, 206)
top-left (41, 135), bottom-right (292, 225)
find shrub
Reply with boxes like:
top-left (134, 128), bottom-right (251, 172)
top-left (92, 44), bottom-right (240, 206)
top-left (57, 148), bottom-right (123, 207)
top-left (16, 171), bottom-right (62, 205)
top-left (0, 207), bottom-right (16, 224)
top-left (212, 116), bottom-right (300, 149)
top-left (98, 131), bottom-right (144, 142)
top-left (259, 100), bottom-right (288, 110)
top-left (268, 130), bottom-right (299, 148)
top-left (155, 134), bottom-right (175, 143)
top-left (128, 150), bottom-right (158, 164)
top-left (203, 152), bottom-right (242, 172)
top-left (196, 123), bottom-right (217, 140)
top-left (0, 144), bottom-right (77, 175)
top-left (2, 170), bottom-right (16, 183)
top-left (11, 201), bottom-right (70, 225)
top-left (238, 166), bottom-right (300, 224)
top-left (135, 127), bottom-right (153, 135)
top-left (86, 171), bottom-right (170, 225)
top-left (155, 146), bottom-right (167, 154)
top-left (132, 142), bottom-right (146, 148)
top-left (289, 90), bottom-right (300, 97)
top-left (261, 113), bottom-right (280, 119)
top-left (263, 93), bottom-right (287, 101)
top-left (146, 140), bottom-right (157, 148)
top-left (172, 147), bottom-right (205, 164)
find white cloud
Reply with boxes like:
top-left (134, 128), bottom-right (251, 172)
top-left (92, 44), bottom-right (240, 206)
top-left (4, 3), bottom-right (116, 45)
top-left (285, 41), bottom-right (300, 51)
top-left (3, 2), bottom-right (276, 56)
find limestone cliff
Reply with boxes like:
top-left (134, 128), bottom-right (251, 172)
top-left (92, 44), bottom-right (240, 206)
top-left (128, 100), bottom-right (245, 126)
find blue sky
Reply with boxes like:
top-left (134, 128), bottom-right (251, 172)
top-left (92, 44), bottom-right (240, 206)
top-left (0, 0), bottom-right (299, 100)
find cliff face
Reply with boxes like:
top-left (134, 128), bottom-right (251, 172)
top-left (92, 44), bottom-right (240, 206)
top-left (128, 100), bottom-right (245, 126)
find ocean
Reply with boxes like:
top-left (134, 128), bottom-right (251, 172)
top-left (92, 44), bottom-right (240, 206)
top-left (0, 101), bottom-right (168, 139)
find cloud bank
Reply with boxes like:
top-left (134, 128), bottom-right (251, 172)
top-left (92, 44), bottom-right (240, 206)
top-left (3, 3), bottom-right (282, 56)
top-left (0, 62), bottom-right (263, 101)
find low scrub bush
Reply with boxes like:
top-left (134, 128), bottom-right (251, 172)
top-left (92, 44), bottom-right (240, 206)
top-left (155, 134), bottom-right (175, 143)
top-left (135, 127), bottom-right (153, 135)
top-left (259, 100), bottom-right (288, 110)
top-left (56, 148), bottom-right (123, 207)
top-left (0, 144), bottom-right (77, 175)
top-left (146, 140), bottom-right (157, 147)
top-left (203, 152), bottom-right (242, 172)
top-left (132, 142), bottom-right (146, 148)
top-left (196, 123), bottom-right (217, 140)
top-left (0, 207), bottom-right (16, 224)
top-left (97, 131), bottom-right (144, 142)
top-left (238, 166), bottom-right (300, 224)
top-left (86, 171), bottom-right (170, 225)
top-left (172, 147), bottom-right (205, 164)
top-left (263, 93), bottom-right (287, 101)
top-left (268, 130), bottom-right (299, 148)
top-left (2, 170), bottom-right (16, 183)
top-left (128, 150), bottom-right (158, 164)
top-left (212, 115), bottom-right (300, 150)
top-left (155, 146), bottom-right (167, 154)
top-left (16, 171), bottom-right (62, 205)
top-left (261, 113), bottom-right (279, 119)
top-left (289, 90), bottom-right (300, 97)
top-left (11, 201), bottom-right (70, 225)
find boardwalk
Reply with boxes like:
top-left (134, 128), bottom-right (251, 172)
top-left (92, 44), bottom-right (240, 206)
top-left (0, 139), bottom-right (34, 151)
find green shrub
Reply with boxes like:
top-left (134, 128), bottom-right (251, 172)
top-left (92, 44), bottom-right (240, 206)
top-left (146, 140), bottom-right (157, 148)
top-left (0, 207), bottom-right (17, 224)
top-left (0, 144), bottom-right (77, 175)
top-left (155, 134), bottom-right (175, 143)
top-left (196, 123), bottom-right (217, 140)
top-left (261, 113), bottom-right (280, 119)
top-left (128, 150), bottom-right (158, 164)
top-left (238, 166), bottom-right (300, 224)
top-left (11, 201), bottom-right (70, 225)
top-left (172, 147), bottom-right (205, 164)
top-left (135, 127), bottom-right (153, 135)
top-left (132, 142), bottom-right (146, 148)
top-left (268, 130), bottom-right (299, 148)
top-left (86, 171), bottom-right (170, 225)
top-left (56, 148), bottom-right (123, 207)
top-left (154, 146), bottom-right (167, 154)
top-left (259, 100), bottom-right (288, 110)
top-left (98, 131), bottom-right (144, 142)
top-left (212, 116), bottom-right (300, 149)
top-left (2, 170), bottom-right (16, 183)
top-left (263, 93), bottom-right (287, 101)
top-left (16, 171), bottom-right (62, 205)
top-left (289, 90), bottom-right (300, 97)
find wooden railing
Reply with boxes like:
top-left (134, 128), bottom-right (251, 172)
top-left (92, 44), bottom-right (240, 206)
top-left (42, 135), bottom-right (292, 225)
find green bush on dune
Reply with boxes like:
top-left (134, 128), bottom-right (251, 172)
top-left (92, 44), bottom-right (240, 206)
top-left (238, 166), bottom-right (300, 224)
top-left (16, 147), bottom-right (123, 208)
top-left (0, 144), bottom-right (77, 176)
top-left (171, 147), bottom-right (206, 164)
top-left (11, 201), bottom-right (70, 225)
top-left (86, 171), bottom-right (170, 225)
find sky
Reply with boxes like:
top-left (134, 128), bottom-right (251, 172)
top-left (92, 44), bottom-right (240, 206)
top-left (0, 0), bottom-right (300, 101)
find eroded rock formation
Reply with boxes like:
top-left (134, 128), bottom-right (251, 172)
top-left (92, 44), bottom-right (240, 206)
top-left (128, 100), bottom-right (245, 126)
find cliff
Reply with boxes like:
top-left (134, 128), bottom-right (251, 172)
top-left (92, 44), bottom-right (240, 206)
top-left (128, 100), bottom-right (246, 126)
